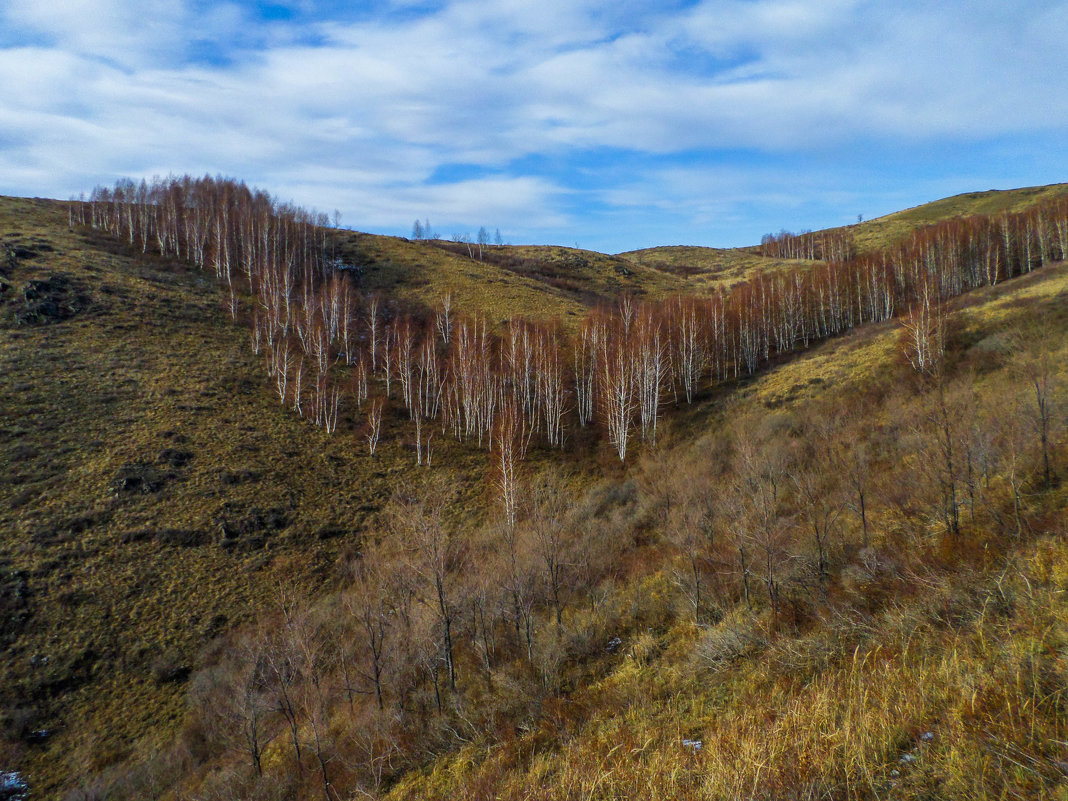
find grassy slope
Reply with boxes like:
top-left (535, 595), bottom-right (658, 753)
top-left (620, 183), bottom-right (1068, 288)
top-left (2, 183), bottom-right (1066, 798)
top-left (487, 244), bottom-right (685, 301)
top-left (617, 245), bottom-right (809, 292)
top-left (0, 198), bottom-right (501, 797)
top-left (847, 183), bottom-right (1068, 254)
top-left (333, 232), bottom-right (589, 325)
top-left (386, 260), bottom-right (1068, 801)
top-left (312, 183), bottom-right (1068, 318)
top-left (340, 234), bottom-right (798, 313)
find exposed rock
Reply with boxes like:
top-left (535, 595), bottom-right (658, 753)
top-left (218, 468), bottom-right (258, 486)
top-left (0, 771), bottom-right (29, 801)
top-left (150, 651), bottom-right (192, 684)
top-left (0, 564), bottom-right (31, 647)
top-left (15, 274), bottom-right (89, 325)
top-left (157, 448), bottom-right (194, 468)
top-left (111, 463), bottom-right (171, 496)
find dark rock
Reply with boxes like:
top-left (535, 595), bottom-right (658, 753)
top-left (203, 613), bottom-right (228, 639)
top-left (150, 652), bottom-right (191, 685)
top-left (120, 529), bottom-right (154, 544)
top-left (28, 646), bottom-right (98, 699)
top-left (23, 729), bottom-right (50, 745)
top-left (15, 274), bottom-right (89, 325)
top-left (216, 505), bottom-right (288, 550)
top-left (218, 506), bottom-right (287, 537)
top-left (218, 469), bottom-right (258, 486)
top-left (111, 463), bottom-right (171, 496)
top-left (0, 770), bottom-right (29, 801)
top-left (157, 448), bottom-right (193, 468)
top-left (0, 565), bottom-right (31, 647)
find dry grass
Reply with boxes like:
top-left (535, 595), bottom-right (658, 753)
top-left (732, 261), bottom-right (1068, 411)
top-left (332, 232), bottom-right (589, 326)
top-left (389, 549), bottom-right (1068, 800)
top-left (382, 258), bottom-right (1068, 801)
top-left (619, 245), bottom-right (812, 293)
top-left (848, 183), bottom-right (1068, 254)
top-left (0, 198), bottom-right (508, 797)
top-left (3, 185), bottom-right (1067, 800)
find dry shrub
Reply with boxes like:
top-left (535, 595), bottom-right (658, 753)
top-left (693, 611), bottom-right (766, 672)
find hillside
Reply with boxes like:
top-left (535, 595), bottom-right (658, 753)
top-left (1, 183), bottom-right (1066, 800)
top-left (618, 245), bottom-right (809, 292)
top-left (0, 197), bottom-right (518, 797)
top-left (386, 251), bottom-right (1068, 801)
top-left (846, 183), bottom-right (1068, 254)
top-left (330, 231), bottom-right (589, 326)
top-left (618, 184), bottom-right (1068, 291)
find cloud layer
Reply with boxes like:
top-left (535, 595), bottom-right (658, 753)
top-left (2, 0), bottom-right (1067, 251)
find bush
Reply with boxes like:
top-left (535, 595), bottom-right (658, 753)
top-left (693, 612), bottom-right (765, 672)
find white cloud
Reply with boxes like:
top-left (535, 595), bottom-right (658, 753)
top-left (0, 0), bottom-right (1066, 248)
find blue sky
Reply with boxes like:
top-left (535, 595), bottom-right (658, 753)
top-left (1, 0), bottom-right (1067, 253)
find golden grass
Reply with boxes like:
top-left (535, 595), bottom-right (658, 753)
top-left (619, 245), bottom-right (813, 294)
top-left (386, 534), bottom-right (1068, 801)
top-left (334, 232), bottom-right (588, 325)
top-left (381, 258), bottom-right (1068, 801)
top-left (3, 185), bottom-right (1067, 799)
top-left (740, 261), bottom-right (1068, 410)
top-left (848, 183), bottom-right (1068, 254)
top-left (496, 244), bottom-right (684, 300)
top-left (0, 198), bottom-right (503, 796)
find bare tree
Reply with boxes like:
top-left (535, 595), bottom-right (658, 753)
top-left (527, 471), bottom-right (572, 630)
top-left (191, 630), bottom-right (277, 777)
top-left (1019, 339), bottom-right (1061, 488)
top-left (391, 486), bottom-right (465, 695)
top-left (366, 398), bottom-right (384, 457)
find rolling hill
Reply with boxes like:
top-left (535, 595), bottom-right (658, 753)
top-left (1, 182), bottom-right (1066, 800)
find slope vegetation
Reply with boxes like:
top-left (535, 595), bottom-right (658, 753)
top-left (849, 182), bottom-right (1068, 254)
top-left (0, 197), bottom-right (501, 797)
top-left (331, 231), bottom-right (588, 326)
top-left (384, 258), bottom-right (1068, 801)
top-left (1, 182), bottom-right (1066, 800)
top-left (618, 245), bottom-right (807, 292)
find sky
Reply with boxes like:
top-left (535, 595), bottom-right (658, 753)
top-left (1, 0), bottom-right (1067, 253)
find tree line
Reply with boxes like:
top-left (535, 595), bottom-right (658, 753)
top-left (759, 228), bottom-right (855, 261)
top-left (88, 311), bottom-right (1065, 800)
top-left (81, 177), bottom-right (1068, 502)
top-left (73, 176), bottom-right (1067, 799)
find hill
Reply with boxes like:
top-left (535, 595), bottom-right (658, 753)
top-left (847, 183), bottom-right (1068, 254)
top-left (330, 231), bottom-right (589, 326)
top-left (1, 182), bottom-right (1066, 800)
top-left (618, 245), bottom-right (808, 292)
top-left (385, 247), bottom-right (1068, 801)
top-left (0, 196), bottom-right (517, 797)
